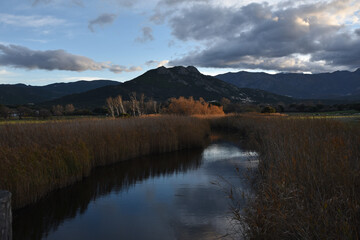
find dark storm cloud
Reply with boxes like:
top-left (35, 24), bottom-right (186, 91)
top-left (0, 44), bottom-right (141, 73)
top-left (355, 29), bottom-right (360, 36)
top-left (0, 44), bottom-right (103, 71)
top-left (165, 0), bottom-right (360, 72)
top-left (88, 13), bottom-right (117, 32)
top-left (310, 33), bottom-right (360, 67)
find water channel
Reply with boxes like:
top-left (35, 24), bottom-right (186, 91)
top-left (13, 138), bottom-right (258, 240)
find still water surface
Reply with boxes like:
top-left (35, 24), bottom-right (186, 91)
top-left (13, 140), bottom-right (258, 240)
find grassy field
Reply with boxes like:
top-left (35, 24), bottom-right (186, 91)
top-left (286, 111), bottom-right (360, 122)
top-left (0, 115), bottom-right (107, 125)
top-left (0, 115), bottom-right (210, 209)
top-left (209, 114), bottom-right (360, 239)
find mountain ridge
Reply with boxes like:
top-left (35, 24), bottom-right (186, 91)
top-left (216, 69), bottom-right (360, 99)
top-left (0, 80), bottom-right (120, 105)
top-left (43, 66), bottom-right (292, 108)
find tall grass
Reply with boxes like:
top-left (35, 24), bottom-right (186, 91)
top-left (0, 116), bottom-right (210, 209)
top-left (210, 114), bottom-right (360, 239)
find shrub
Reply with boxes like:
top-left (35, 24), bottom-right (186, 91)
top-left (166, 96), bottom-right (224, 115)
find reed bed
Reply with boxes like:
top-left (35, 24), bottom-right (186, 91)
top-left (210, 114), bottom-right (360, 239)
top-left (0, 115), bottom-right (210, 209)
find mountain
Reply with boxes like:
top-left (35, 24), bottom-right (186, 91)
top-left (0, 80), bottom-right (120, 105)
top-left (216, 69), bottom-right (360, 99)
top-left (45, 66), bottom-right (292, 108)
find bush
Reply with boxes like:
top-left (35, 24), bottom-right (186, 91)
top-left (166, 96), bottom-right (224, 115)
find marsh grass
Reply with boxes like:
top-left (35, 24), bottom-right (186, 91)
top-left (210, 114), bottom-right (360, 239)
top-left (0, 115), bottom-right (210, 208)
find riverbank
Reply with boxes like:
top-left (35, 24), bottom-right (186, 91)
top-left (0, 116), bottom-right (210, 209)
top-left (210, 114), bottom-right (360, 239)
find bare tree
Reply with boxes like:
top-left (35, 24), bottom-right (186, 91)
top-left (114, 99), bottom-right (120, 116)
top-left (139, 93), bottom-right (145, 115)
top-left (106, 97), bottom-right (115, 118)
top-left (146, 98), bottom-right (158, 114)
top-left (17, 106), bottom-right (33, 119)
top-left (114, 95), bottom-right (125, 115)
top-left (130, 92), bottom-right (139, 116)
top-left (65, 104), bottom-right (75, 115)
top-left (38, 109), bottom-right (52, 119)
top-left (123, 101), bottom-right (131, 115)
top-left (0, 105), bottom-right (10, 119)
top-left (52, 105), bottom-right (64, 116)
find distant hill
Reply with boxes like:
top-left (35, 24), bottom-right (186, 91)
top-left (216, 69), bottom-right (360, 99)
top-left (0, 80), bottom-right (120, 105)
top-left (45, 66), bottom-right (292, 108)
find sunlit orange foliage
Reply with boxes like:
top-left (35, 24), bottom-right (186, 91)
top-left (166, 96), bottom-right (224, 115)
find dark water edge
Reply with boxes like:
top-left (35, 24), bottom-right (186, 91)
top-left (13, 138), bottom-right (258, 240)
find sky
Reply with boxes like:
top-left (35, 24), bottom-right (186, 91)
top-left (0, 0), bottom-right (359, 85)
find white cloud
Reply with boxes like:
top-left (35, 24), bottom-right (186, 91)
top-left (25, 39), bottom-right (49, 43)
top-left (0, 14), bottom-right (65, 28)
top-left (0, 69), bottom-right (15, 76)
top-left (157, 60), bottom-right (169, 67)
top-left (108, 65), bottom-right (142, 73)
top-left (145, 60), bottom-right (169, 67)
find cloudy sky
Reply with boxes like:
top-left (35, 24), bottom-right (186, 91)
top-left (0, 0), bottom-right (359, 85)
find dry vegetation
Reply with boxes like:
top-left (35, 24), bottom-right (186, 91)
top-left (0, 116), bottom-right (210, 208)
top-left (166, 97), bottom-right (225, 115)
top-left (210, 114), bottom-right (360, 239)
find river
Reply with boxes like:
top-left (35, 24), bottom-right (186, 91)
top-left (13, 138), bottom-right (258, 240)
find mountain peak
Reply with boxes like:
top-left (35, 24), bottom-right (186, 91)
top-left (155, 66), bottom-right (200, 75)
top-left (186, 66), bottom-right (200, 74)
top-left (156, 66), bottom-right (170, 74)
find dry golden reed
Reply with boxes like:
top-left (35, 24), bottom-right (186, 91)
top-left (210, 114), bottom-right (360, 239)
top-left (0, 116), bottom-right (210, 208)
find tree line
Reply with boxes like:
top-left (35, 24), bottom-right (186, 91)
top-left (0, 104), bottom-right (75, 120)
top-left (1, 94), bottom-right (359, 120)
top-left (106, 94), bottom-right (225, 117)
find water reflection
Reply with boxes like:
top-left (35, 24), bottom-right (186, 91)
top-left (13, 140), bottom-right (257, 240)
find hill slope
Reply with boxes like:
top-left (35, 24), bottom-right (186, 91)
top-left (0, 80), bottom-right (120, 105)
top-left (46, 66), bottom-right (292, 108)
top-left (216, 69), bottom-right (360, 99)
